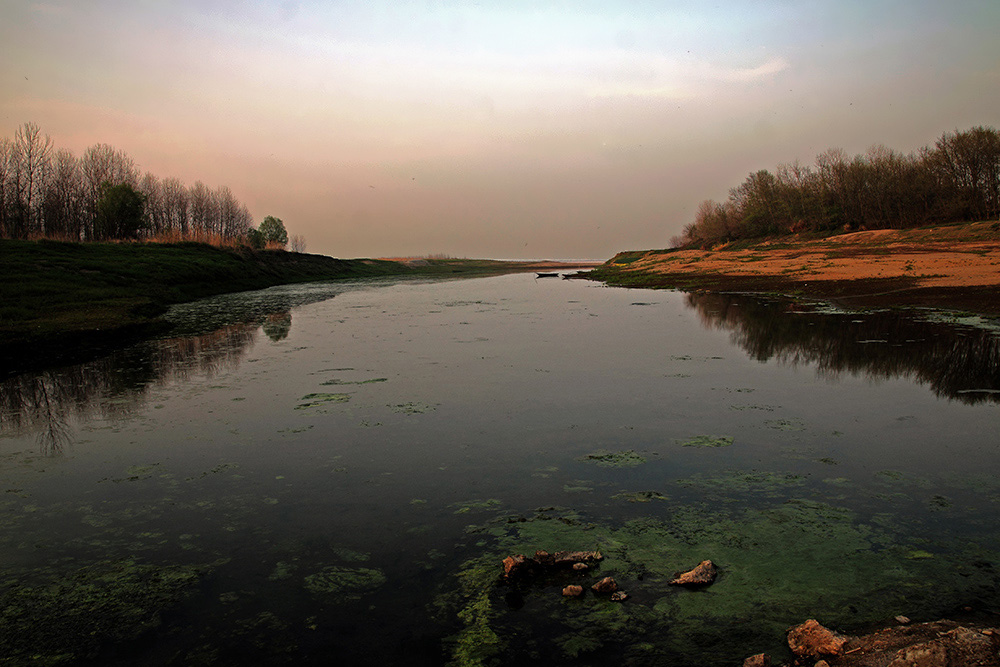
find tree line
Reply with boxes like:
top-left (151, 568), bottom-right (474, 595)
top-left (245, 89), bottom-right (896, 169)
top-left (674, 125), bottom-right (1000, 247)
top-left (0, 122), bottom-right (298, 250)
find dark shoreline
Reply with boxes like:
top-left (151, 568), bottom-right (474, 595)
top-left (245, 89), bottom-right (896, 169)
top-left (587, 268), bottom-right (1000, 318)
top-left (0, 239), bottom-right (595, 377)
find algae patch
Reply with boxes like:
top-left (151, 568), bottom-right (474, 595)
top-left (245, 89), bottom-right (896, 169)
top-left (296, 393), bottom-right (351, 409)
top-left (435, 496), bottom-right (991, 664)
top-left (677, 469), bottom-right (805, 496)
top-left (677, 435), bottom-right (734, 448)
top-left (321, 378), bottom-right (388, 385)
top-left (391, 402), bottom-right (437, 414)
top-left (452, 498), bottom-right (503, 514)
top-left (303, 566), bottom-right (387, 601)
top-left (0, 558), bottom-right (217, 664)
top-left (613, 490), bottom-right (669, 503)
top-left (579, 450), bottom-right (647, 467)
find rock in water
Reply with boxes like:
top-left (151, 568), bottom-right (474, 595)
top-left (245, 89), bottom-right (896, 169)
top-left (742, 654), bottom-right (771, 667)
top-left (787, 619), bottom-right (847, 658)
top-left (562, 585), bottom-right (585, 598)
top-left (502, 554), bottom-right (531, 580)
top-left (669, 559), bottom-right (718, 586)
top-left (591, 576), bottom-right (618, 594)
top-left (501, 550), bottom-right (603, 582)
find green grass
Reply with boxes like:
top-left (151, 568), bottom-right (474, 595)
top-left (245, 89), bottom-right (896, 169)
top-left (0, 240), bottom-right (407, 341)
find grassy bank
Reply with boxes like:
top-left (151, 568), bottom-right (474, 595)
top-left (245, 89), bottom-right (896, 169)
top-left (0, 240), bottom-right (408, 341)
top-left (0, 240), bottom-right (590, 374)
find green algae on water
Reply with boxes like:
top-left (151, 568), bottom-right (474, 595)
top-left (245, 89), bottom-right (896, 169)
top-left (321, 378), bottom-right (388, 385)
top-left (435, 495), bottom-right (997, 665)
top-left (303, 565), bottom-right (387, 601)
top-left (296, 393), bottom-right (351, 409)
top-left (764, 418), bottom-right (806, 431)
top-left (330, 547), bottom-right (371, 562)
top-left (391, 402), bottom-right (437, 414)
top-left (0, 558), bottom-right (217, 664)
top-left (435, 556), bottom-right (505, 667)
top-left (613, 490), bottom-right (669, 503)
top-left (579, 450), bottom-right (647, 467)
top-left (677, 469), bottom-right (805, 496)
top-left (677, 435), bottom-right (734, 448)
top-left (452, 498), bottom-right (503, 514)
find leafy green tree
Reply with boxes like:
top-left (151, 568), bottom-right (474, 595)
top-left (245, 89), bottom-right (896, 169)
top-left (95, 181), bottom-right (146, 240)
top-left (246, 227), bottom-right (265, 249)
top-left (258, 215), bottom-right (288, 248)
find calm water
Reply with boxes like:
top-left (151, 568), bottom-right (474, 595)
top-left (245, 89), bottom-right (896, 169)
top-left (2, 273), bottom-right (999, 666)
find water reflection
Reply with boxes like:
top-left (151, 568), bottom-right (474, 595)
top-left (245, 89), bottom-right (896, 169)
top-left (0, 320), bottom-right (261, 455)
top-left (262, 311), bottom-right (292, 341)
top-left (687, 292), bottom-right (1000, 403)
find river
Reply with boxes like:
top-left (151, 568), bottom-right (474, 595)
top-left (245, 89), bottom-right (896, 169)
top-left (1, 272), bottom-right (999, 666)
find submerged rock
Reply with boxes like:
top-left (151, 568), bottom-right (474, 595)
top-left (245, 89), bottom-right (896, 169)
top-left (743, 654), bottom-right (771, 667)
top-left (669, 559), bottom-right (718, 586)
top-left (591, 577), bottom-right (618, 594)
top-left (562, 585), bottom-right (585, 598)
top-left (787, 619), bottom-right (847, 658)
top-left (610, 591), bottom-right (628, 602)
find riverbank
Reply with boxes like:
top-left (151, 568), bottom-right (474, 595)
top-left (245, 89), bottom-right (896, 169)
top-left (589, 221), bottom-right (1000, 317)
top-left (0, 239), bottom-right (592, 375)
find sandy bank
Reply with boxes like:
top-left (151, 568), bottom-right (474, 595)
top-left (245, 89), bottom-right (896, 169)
top-left (593, 221), bottom-right (1000, 316)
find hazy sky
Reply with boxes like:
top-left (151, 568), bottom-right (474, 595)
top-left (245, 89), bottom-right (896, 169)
top-left (3, 1), bottom-right (998, 259)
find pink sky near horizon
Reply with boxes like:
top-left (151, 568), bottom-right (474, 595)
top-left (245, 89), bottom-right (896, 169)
top-left (2, 1), bottom-right (998, 259)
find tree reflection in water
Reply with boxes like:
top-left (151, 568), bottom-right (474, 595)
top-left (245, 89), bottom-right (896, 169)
top-left (687, 292), bottom-right (1000, 404)
top-left (262, 311), bottom-right (292, 341)
top-left (0, 319), bottom-right (265, 455)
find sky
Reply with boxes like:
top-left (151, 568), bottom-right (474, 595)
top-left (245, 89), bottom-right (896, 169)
top-left (2, 1), bottom-right (999, 259)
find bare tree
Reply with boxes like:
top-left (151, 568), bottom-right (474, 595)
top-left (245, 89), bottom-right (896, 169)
top-left (188, 181), bottom-right (214, 237)
top-left (0, 123), bottom-right (261, 244)
top-left (80, 143), bottom-right (138, 240)
top-left (11, 122), bottom-right (53, 237)
top-left (0, 137), bottom-right (13, 237)
top-left (289, 234), bottom-right (307, 253)
top-left (929, 126), bottom-right (1000, 221)
top-left (160, 176), bottom-right (189, 237)
top-left (139, 172), bottom-right (166, 238)
top-left (42, 148), bottom-right (83, 240)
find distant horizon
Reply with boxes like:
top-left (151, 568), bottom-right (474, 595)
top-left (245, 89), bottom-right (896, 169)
top-left (3, 1), bottom-right (998, 259)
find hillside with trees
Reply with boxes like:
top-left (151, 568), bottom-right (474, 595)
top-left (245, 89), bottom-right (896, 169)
top-left (675, 125), bottom-right (1000, 247)
top-left (0, 122), bottom-right (281, 247)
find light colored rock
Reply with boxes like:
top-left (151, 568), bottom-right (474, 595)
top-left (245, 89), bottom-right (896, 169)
top-left (742, 653), bottom-right (771, 667)
top-left (561, 585), bottom-right (584, 598)
top-left (669, 559), bottom-right (718, 586)
top-left (591, 576), bottom-right (618, 594)
top-left (787, 619), bottom-right (847, 658)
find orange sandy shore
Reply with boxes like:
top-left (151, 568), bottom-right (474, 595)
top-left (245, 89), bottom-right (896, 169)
top-left (597, 221), bottom-right (1000, 315)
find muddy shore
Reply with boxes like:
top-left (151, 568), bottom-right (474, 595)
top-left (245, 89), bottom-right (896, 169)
top-left (590, 221), bottom-right (1000, 317)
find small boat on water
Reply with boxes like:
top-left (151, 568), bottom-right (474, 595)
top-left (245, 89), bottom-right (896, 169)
top-left (535, 272), bottom-right (560, 278)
